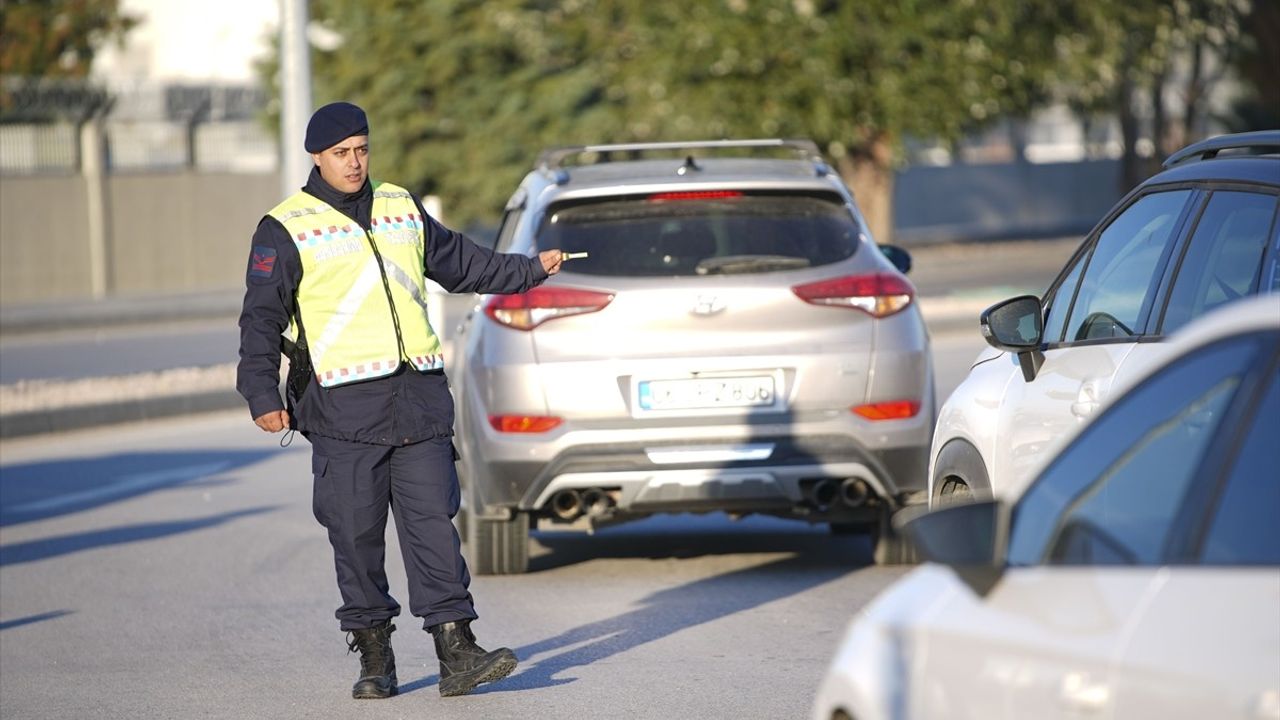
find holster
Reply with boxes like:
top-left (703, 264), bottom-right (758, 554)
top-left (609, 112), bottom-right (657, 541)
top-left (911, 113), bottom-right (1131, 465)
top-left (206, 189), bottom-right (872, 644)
top-left (281, 334), bottom-right (313, 408)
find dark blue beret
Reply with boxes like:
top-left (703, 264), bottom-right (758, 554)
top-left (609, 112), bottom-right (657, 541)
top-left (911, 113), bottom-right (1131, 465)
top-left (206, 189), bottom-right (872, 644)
top-left (304, 102), bottom-right (369, 153)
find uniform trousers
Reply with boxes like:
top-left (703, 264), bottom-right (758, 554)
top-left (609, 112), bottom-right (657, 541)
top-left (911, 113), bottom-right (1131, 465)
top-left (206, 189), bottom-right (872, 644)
top-left (308, 433), bottom-right (476, 631)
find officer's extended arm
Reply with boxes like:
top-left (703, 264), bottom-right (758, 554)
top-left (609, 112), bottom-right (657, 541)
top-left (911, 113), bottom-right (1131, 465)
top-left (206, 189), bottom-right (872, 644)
top-left (417, 197), bottom-right (558, 294)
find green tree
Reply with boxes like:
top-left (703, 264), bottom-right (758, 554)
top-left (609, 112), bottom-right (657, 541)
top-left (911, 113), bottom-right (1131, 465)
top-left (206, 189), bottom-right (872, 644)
top-left (1051, 0), bottom-right (1254, 191)
top-left (298, 0), bottom-right (1076, 237)
top-left (0, 0), bottom-right (138, 78)
top-left (1224, 0), bottom-right (1280, 131)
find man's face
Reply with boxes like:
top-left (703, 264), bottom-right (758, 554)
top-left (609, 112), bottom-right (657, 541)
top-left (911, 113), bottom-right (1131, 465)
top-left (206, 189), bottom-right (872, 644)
top-left (312, 135), bottom-right (369, 193)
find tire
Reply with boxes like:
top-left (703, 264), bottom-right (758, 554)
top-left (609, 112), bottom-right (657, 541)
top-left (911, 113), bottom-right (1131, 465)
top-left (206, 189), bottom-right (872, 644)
top-left (466, 511), bottom-right (529, 575)
top-left (871, 509), bottom-right (919, 566)
top-left (937, 477), bottom-right (973, 505)
top-left (931, 439), bottom-right (991, 505)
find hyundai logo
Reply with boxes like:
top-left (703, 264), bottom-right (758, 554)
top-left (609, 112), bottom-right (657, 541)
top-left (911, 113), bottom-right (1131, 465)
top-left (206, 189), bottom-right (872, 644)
top-left (691, 295), bottom-right (726, 316)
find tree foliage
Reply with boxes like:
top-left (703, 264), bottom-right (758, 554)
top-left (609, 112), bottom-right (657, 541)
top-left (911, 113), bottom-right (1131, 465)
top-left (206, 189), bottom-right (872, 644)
top-left (1047, 0), bottom-right (1255, 189)
top-left (0, 0), bottom-right (138, 78)
top-left (300, 0), bottom-right (1076, 231)
top-left (1226, 0), bottom-right (1280, 131)
top-left (300, 0), bottom-right (1260, 230)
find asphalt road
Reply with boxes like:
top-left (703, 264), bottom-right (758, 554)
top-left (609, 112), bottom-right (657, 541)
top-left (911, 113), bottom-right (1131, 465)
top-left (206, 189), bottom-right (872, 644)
top-left (0, 331), bottom-right (984, 720)
top-left (0, 413), bottom-right (908, 720)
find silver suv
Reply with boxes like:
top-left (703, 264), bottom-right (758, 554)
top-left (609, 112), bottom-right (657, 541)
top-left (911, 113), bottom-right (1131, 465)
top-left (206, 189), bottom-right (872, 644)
top-left (453, 140), bottom-right (935, 573)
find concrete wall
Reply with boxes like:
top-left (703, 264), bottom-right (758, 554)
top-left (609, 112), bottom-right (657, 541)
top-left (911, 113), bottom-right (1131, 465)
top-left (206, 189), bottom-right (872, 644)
top-left (894, 158), bottom-right (1122, 245)
top-left (1, 175), bottom-right (94, 302)
top-left (1, 171), bottom-right (280, 304)
top-left (107, 173), bottom-right (280, 295)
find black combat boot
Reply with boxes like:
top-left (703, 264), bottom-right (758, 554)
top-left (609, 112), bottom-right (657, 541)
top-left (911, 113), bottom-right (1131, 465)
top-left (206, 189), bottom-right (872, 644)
top-left (430, 620), bottom-right (518, 697)
top-left (346, 621), bottom-right (397, 699)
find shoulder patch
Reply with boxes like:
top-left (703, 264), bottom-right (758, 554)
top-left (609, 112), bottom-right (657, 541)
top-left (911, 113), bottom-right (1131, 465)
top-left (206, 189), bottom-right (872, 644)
top-left (250, 245), bottom-right (277, 278)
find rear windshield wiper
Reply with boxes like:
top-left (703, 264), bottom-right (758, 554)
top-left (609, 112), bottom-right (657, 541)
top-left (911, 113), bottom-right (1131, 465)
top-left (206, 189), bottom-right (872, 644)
top-left (694, 255), bottom-right (812, 275)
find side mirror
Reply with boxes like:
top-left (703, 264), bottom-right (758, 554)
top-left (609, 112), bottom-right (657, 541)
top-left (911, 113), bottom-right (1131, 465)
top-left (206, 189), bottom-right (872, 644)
top-left (902, 499), bottom-right (1008, 597)
top-left (981, 295), bottom-right (1045, 382)
top-left (879, 244), bottom-right (912, 275)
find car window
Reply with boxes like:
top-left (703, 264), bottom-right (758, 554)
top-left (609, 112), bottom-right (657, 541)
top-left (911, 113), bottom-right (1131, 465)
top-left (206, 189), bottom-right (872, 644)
top-left (493, 207), bottom-right (524, 253)
top-left (1064, 190), bottom-right (1192, 342)
top-left (534, 192), bottom-right (859, 277)
top-left (1007, 335), bottom-right (1260, 566)
top-left (1199, 364), bottom-right (1280, 566)
top-left (1042, 252), bottom-right (1086, 343)
top-left (1160, 192), bottom-right (1277, 335)
top-left (1262, 209), bottom-right (1280, 292)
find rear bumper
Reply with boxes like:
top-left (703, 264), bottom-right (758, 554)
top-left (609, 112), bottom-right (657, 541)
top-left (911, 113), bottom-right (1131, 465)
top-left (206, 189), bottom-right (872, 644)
top-left (466, 433), bottom-right (928, 518)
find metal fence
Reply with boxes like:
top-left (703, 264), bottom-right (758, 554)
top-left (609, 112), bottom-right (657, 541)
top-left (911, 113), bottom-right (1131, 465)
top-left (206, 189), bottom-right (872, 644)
top-left (0, 123), bottom-right (79, 173)
top-left (0, 78), bottom-right (277, 175)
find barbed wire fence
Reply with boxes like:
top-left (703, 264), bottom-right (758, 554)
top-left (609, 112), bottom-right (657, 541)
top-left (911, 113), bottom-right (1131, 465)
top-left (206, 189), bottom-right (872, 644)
top-left (0, 78), bottom-right (277, 175)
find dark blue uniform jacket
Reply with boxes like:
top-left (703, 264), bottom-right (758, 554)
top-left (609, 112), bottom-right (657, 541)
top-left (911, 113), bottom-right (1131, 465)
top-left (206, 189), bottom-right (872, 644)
top-left (236, 168), bottom-right (546, 445)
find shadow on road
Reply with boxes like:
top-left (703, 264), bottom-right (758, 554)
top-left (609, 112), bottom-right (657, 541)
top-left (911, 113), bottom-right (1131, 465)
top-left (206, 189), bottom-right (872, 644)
top-left (526, 514), bottom-right (873, 570)
top-left (401, 517), bottom-right (872, 696)
top-left (0, 609), bottom-right (74, 632)
top-left (0, 506), bottom-right (280, 566)
top-left (0, 449), bottom-right (278, 527)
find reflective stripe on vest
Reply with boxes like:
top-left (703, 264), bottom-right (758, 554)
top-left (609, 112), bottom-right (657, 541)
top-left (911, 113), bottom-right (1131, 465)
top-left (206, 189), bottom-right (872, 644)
top-left (269, 182), bottom-right (443, 388)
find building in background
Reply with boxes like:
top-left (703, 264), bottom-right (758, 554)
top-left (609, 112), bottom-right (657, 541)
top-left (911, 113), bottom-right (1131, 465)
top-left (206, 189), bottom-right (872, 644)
top-left (93, 0), bottom-right (276, 85)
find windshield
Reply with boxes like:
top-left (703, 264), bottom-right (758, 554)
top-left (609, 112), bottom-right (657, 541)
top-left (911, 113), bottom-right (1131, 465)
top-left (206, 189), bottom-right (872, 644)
top-left (536, 192), bottom-right (860, 277)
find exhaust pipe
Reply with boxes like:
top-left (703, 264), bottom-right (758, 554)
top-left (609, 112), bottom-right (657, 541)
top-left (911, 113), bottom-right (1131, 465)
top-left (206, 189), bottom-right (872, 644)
top-left (550, 489), bottom-right (583, 521)
top-left (839, 478), bottom-right (870, 507)
top-left (809, 479), bottom-right (837, 510)
top-left (580, 488), bottom-right (614, 517)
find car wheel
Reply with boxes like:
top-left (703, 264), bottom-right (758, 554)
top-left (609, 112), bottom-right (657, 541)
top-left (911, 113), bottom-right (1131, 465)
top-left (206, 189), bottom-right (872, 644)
top-left (871, 509), bottom-right (918, 566)
top-left (937, 477), bottom-right (973, 505)
top-left (466, 511), bottom-right (530, 575)
top-left (931, 439), bottom-right (991, 504)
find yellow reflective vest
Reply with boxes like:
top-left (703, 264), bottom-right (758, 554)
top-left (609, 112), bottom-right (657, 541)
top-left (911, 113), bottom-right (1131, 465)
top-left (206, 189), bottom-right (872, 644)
top-left (268, 182), bottom-right (442, 388)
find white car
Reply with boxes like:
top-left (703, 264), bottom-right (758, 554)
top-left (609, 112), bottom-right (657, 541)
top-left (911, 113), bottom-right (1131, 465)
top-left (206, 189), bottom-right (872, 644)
top-left (813, 293), bottom-right (1280, 720)
top-left (928, 131), bottom-right (1280, 504)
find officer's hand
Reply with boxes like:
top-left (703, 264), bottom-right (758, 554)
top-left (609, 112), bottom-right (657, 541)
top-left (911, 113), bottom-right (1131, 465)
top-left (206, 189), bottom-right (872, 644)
top-left (254, 409), bottom-right (290, 433)
top-left (539, 249), bottom-right (563, 276)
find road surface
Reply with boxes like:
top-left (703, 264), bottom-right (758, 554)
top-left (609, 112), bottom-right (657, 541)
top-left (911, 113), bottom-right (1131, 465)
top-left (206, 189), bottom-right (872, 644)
top-left (0, 330), bottom-right (985, 719)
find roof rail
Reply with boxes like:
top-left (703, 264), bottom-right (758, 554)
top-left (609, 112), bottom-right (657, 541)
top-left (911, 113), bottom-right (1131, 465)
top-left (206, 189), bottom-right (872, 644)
top-left (537, 138), bottom-right (824, 171)
top-left (1162, 130), bottom-right (1280, 169)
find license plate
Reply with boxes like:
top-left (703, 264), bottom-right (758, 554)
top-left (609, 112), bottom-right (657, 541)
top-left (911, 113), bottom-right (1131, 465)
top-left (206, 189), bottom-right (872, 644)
top-left (637, 375), bottom-right (777, 411)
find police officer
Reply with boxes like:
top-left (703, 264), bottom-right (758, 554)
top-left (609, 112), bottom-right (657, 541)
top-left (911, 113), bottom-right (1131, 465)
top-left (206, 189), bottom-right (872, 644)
top-left (237, 102), bottom-right (561, 699)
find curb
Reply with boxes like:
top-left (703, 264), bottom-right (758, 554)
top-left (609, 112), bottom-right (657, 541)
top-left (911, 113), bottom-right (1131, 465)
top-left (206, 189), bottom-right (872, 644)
top-left (0, 292), bottom-right (242, 335)
top-left (0, 389), bottom-right (243, 439)
top-left (919, 297), bottom-right (989, 335)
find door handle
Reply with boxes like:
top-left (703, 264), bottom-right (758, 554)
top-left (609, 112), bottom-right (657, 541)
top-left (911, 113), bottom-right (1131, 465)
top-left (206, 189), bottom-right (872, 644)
top-left (1060, 672), bottom-right (1111, 713)
top-left (1071, 400), bottom-right (1099, 418)
top-left (1072, 382), bottom-right (1103, 419)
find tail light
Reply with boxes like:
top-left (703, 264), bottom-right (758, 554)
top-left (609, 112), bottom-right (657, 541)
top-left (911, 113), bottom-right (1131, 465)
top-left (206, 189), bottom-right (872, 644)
top-left (791, 273), bottom-right (915, 317)
top-left (483, 286), bottom-right (614, 331)
top-left (489, 415), bottom-right (563, 433)
top-left (648, 190), bottom-right (744, 201)
top-left (852, 400), bottom-right (921, 420)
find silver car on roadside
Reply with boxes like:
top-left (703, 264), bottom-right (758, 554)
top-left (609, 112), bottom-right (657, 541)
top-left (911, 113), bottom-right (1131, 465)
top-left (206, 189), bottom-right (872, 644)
top-left (453, 140), bottom-right (935, 574)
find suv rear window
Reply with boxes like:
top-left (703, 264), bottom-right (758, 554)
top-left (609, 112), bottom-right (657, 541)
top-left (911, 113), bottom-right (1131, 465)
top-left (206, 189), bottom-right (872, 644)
top-left (536, 192), bottom-right (860, 277)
